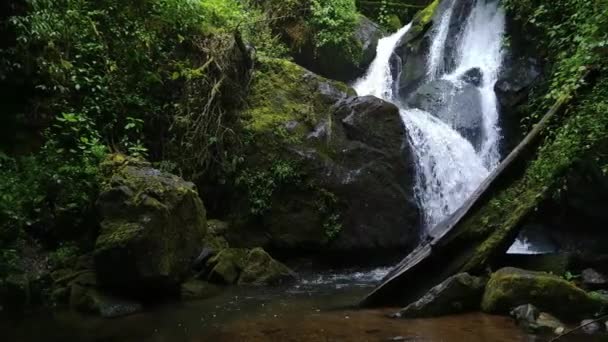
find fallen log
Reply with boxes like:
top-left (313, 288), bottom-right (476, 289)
top-left (360, 96), bottom-right (569, 308)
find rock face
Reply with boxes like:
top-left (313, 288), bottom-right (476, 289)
top-left (204, 248), bottom-right (296, 286)
top-left (283, 15), bottom-right (383, 82)
top-left (234, 58), bottom-right (420, 255)
top-left (94, 155), bottom-right (206, 296)
top-left (394, 273), bottom-right (486, 318)
top-left (482, 267), bottom-right (607, 320)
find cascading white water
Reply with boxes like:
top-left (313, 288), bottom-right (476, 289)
top-left (355, 0), bottom-right (506, 229)
top-left (444, 0), bottom-right (506, 168)
top-left (354, 23), bottom-right (412, 99)
top-left (427, 0), bottom-right (456, 79)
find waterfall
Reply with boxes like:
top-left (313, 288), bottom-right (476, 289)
top-left (354, 0), bottom-right (506, 229)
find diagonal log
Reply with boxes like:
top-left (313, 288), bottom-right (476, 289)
top-left (360, 96), bottom-right (569, 308)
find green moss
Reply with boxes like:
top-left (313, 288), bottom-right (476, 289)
top-left (95, 222), bottom-right (144, 251)
top-left (407, 0), bottom-right (439, 39)
top-left (238, 247), bottom-right (296, 286)
top-left (482, 268), bottom-right (607, 320)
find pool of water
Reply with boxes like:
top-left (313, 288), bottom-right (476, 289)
top-left (0, 267), bottom-right (593, 342)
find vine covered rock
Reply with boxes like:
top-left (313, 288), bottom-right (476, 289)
top-left (231, 59), bottom-right (420, 256)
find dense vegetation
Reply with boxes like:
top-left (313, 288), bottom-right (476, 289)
top-left (0, 0), bottom-right (361, 276)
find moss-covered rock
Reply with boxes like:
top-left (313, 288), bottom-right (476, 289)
top-left (482, 267), bottom-right (607, 321)
top-left (238, 248), bottom-right (297, 286)
top-left (232, 59), bottom-right (420, 255)
top-left (205, 248), bottom-right (248, 284)
top-left (94, 155), bottom-right (206, 297)
top-left (205, 247), bottom-right (296, 286)
top-left (283, 15), bottom-right (384, 82)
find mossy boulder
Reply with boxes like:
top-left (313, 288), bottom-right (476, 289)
top-left (238, 248), bottom-right (297, 286)
top-left (205, 247), bottom-right (296, 286)
top-left (94, 155), bottom-right (206, 296)
top-left (205, 248), bottom-right (248, 285)
top-left (482, 267), bottom-right (608, 321)
top-left (233, 59), bottom-right (420, 255)
top-left (394, 273), bottom-right (486, 318)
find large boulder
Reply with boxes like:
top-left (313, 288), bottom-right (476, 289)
top-left (94, 155), bottom-right (206, 297)
top-left (482, 267), bottom-right (607, 321)
top-left (232, 58), bottom-right (420, 256)
top-left (394, 273), bottom-right (486, 318)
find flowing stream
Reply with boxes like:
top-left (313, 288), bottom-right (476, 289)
top-left (354, 0), bottom-right (506, 229)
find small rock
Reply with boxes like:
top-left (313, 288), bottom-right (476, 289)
top-left (460, 68), bottom-right (483, 87)
top-left (581, 319), bottom-right (603, 335)
top-left (554, 326), bottom-right (565, 335)
top-left (510, 304), bottom-right (540, 326)
top-left (582, 268), bottom-right (608, 290)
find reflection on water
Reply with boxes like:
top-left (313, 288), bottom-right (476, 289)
top-left (0, 267), bottom-right (593, 342)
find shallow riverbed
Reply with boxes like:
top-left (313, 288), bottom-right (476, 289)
top-left (0, 267), bottom-right (593, 342)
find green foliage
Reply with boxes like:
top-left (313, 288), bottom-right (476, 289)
top-left (48, 243), bottom-right (80, 269)
top-left (309, 0), bottom-right (358, 49)
top-left (0, 113), bottom-right (105, 243)
top-left (237, 160), bottom-right (300, 215)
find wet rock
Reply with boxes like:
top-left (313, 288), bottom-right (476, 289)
top-left (205, 248), bottom-right (248, 285)
top-left (482, 267), bottom-right (607, 320)
top-left (535, 312), bottom-right (566, 333)
top-left (394, 273), bottom-right (486, 318)
top-left (510, 304), bottom-right (565, 333)
top-left (180, 279), bottom-right (222, 300)
top-left (495, 57), bottom-right (541, 108)
top-left (582, 268), bottom-right (608, 290)
top-left (238, 248), bottom-right (297, 286)
top-left (460, 68), bottom-right (483, 86)
top-left (581, 319), bottom-right (604, 335)
top-left (406, 80), bottom-right (484, 149)
top-left (510, 304), bottom-right (539, 326)
top-left (94, 155), bottom-right (206, 297)
top-left (233, 59), bottom-right (420, 255)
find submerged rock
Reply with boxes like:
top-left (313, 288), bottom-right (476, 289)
top-left (94, 155), bottom-right (206, 297)
top-left (482, 267), bottom-right (607, 320)
top-left (394, 273), bottom-right (486, 318)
